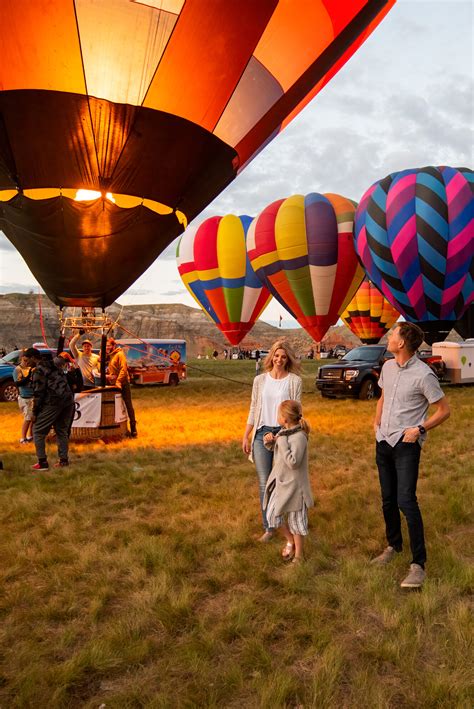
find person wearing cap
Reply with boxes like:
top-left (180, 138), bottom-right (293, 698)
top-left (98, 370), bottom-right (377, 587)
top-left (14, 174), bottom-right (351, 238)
top-left (106, 338), bottom-right (137, 438)
top-left (24, 347), bottom-right (75, 471)
top-left (69, 333), bottom-right (99, 389)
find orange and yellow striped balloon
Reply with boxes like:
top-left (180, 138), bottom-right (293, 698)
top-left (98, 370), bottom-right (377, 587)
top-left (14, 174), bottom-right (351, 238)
top-left (341, 278), bottom-right (400, 343)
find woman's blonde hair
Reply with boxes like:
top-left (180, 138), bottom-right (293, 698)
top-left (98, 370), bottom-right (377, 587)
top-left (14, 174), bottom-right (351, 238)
top-left (263, 339), bottom-right (301, 374)
top-left (279, 399), bottom-right (310, 434)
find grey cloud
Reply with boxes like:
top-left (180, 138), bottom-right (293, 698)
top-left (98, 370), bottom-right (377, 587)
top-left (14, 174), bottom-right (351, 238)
top-left (123, 288), bottom-right (154, 296)
top-left (428, 77), bottom-right (474, 125)
top-left (160, 289), bottom-right (186, 297)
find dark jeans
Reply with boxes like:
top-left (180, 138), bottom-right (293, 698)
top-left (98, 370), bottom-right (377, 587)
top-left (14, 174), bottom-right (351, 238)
top-left (120, 381), bottom-right (136, 432)
top-left (376, 439), bottom-right (426, 567)
top-left (34, 401), bottom-right (75, 463)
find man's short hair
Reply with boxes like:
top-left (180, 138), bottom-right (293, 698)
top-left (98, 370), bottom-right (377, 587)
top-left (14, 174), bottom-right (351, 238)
top-left (107, 338), bottom-right (116, 347)
top-left (396, 322), bottom-right (424, 353)
top-left (24, 347), bottom-right (41, 359)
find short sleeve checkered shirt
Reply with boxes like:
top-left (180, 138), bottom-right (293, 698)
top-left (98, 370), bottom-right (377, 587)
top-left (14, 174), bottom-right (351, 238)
top-left (376, 354), bottom-right (444, 447)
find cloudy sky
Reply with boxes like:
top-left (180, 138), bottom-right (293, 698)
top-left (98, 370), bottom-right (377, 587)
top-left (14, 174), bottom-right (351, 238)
top-left (1, 0), bottom-right (472, 326)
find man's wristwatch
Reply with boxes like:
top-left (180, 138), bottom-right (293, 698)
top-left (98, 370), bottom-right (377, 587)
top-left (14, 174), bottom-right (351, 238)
top-left (417, 424), bottom-right (426, 435)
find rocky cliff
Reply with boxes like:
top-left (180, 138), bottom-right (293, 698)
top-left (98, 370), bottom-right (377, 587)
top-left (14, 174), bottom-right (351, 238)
top-left (0, 293), bottom-right (364, 356)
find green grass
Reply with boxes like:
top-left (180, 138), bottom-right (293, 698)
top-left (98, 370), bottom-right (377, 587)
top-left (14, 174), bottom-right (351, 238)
top-left (0, 360), bottom-right (473, 707)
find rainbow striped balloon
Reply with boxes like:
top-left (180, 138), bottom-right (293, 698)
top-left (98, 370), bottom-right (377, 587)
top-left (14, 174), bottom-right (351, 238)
top-left (341, 278), bottom-right (400, 344)
top-left (176, 215), bottom-right (271, 345)
top-left (248, 193), bottom-right (365, 342)
top-left (354, 166), bottom-right (474, 344)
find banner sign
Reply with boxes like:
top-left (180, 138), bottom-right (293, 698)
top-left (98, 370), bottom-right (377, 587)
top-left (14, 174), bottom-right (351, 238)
top-left (72, 392), bottom-right (101, 428)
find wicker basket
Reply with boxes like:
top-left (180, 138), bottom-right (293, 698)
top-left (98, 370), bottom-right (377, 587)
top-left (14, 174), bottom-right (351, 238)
top-left (70, 387), bottom-right (128, 441)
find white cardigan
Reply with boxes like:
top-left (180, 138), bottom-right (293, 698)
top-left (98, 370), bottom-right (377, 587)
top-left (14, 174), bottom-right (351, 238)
top-left (246, 372), bottom-right (302, 462)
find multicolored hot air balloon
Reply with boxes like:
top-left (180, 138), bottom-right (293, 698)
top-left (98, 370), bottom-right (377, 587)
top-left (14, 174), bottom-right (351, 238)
top-left (247, 193), bottom-right (365, 342)
top-left (354, 166), bottom-right (474, 344)
top-left (176, 215), bottom-right (271, 345)
top-left (341, 277), bottom-right (400, 343)
top-left (0, 1), bottom-right (395, 307)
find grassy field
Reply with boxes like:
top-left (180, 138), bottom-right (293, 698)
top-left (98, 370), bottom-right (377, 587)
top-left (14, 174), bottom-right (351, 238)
top-left (0, 359), bottom-right (473, 708)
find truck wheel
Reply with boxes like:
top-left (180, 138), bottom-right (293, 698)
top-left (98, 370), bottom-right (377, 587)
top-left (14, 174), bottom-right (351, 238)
top-left (168, 374), bottom-right (179, 386)
top-left (0, 380), bottom-right (19, 402)
top-left (359, 379), bottom-right (376, 400)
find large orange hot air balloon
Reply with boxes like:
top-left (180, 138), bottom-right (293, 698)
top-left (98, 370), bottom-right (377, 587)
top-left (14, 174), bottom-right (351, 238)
top-left (341, 278), bottom-right (400, 343)
top-left (176, 215), bottom-right (271, 345)
top-left (0, 1), bottom-right (395, 307)
top-left (247, 193), bottom-right (365, 341)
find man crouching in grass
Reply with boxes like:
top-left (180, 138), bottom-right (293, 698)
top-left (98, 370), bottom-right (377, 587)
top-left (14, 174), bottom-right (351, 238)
top-left (372, 322), bottom-right (450, 589)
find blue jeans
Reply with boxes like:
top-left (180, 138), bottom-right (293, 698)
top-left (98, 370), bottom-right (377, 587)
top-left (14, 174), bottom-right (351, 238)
top-left (376, 439), bottom-right (426, 567)
top-left (253, 426), bottom-right (280, 531)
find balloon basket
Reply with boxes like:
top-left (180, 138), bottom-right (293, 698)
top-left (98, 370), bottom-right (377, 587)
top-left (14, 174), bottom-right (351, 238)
top-left (70, 387), bottom-right (128, 442)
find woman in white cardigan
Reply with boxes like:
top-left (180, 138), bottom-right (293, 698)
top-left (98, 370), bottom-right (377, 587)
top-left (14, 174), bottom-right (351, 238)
top-left (242, 340), bottom-right (302, 542)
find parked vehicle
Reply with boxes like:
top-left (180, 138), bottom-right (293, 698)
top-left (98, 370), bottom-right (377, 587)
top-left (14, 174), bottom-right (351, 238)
top-left (432, 340), bottom-right (474, 384)
top-left (0, 347), bottom-right (62, 402)
top-left (316, 345), bottom-right (446, 400)
top-left (250, 349), bottom-right (270, 360)
top-left (0, 350), bottom-right (23, 401)
top-left (116, 339), bottom-right (186, 386)
top-left (331, 344), bottom-right (350, 359)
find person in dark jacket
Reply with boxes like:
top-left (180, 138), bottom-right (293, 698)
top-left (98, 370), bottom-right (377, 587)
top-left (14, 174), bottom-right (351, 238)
top-left (25, 348), bottom-right (75, 471)
top-left (57, 351), bottom-right (83, 394)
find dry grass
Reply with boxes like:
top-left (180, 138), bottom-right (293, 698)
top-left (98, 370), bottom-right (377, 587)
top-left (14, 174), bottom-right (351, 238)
top-left (0, 359), bottom-right (473, 708)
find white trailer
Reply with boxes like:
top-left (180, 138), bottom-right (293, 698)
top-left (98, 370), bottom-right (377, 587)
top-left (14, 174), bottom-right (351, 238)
top-left (432, 340), bottom-right (474, 384)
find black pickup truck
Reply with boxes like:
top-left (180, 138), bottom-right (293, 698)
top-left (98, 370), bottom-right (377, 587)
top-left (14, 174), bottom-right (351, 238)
top-left (316, 345), bottom-right (446, 400)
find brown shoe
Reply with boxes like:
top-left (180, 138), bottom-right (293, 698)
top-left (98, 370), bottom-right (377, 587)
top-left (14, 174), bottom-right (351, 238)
top-left (370, 546), bottom-right (397, 565)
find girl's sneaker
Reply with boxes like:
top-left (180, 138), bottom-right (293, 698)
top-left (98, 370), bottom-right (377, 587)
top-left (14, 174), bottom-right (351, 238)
top-left (26, 437), bottom-right (34, 443)
top-left (19, 438), bottom-right (28, 444)
top-left (32, 461), bottom-right (49, 471)
top-left (53, 460), bottom-right (69, 468)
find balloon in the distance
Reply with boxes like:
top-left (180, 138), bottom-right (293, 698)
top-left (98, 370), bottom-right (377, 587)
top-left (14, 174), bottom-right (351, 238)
top-left (0, 2), bottom-right (395, 307)
top-left (354, 166), bottom-right (474, 345)
top-left (247, 193), bottom-right (365, 342)
top-left (341, 277), bottom-right (400, 344)
top-left (177, 215), bottom-right (271, 345)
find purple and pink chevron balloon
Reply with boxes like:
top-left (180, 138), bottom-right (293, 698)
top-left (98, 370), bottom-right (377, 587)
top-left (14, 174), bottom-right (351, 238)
top-left (354, 166), bottom-right (474, 344)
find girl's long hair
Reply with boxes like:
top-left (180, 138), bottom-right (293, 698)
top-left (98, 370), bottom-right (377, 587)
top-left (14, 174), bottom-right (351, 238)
top-left (279, 399), bottom-right (310, 434)
top-left (263, 339), bottom-right (301, 374)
